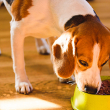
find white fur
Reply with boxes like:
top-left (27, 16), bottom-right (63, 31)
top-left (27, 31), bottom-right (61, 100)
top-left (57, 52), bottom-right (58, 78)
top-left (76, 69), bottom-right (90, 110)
top-left (20, 0), bottom-right (62, 38)
top-left (50, 0), bottom-right (95, 29)
top-left (53, 32), bottom-right (71, 53)
top-left (53, 32), bottom-right (76, 56)
top-left (75, 44), bottom-right (102, 92)
top-left (10, 20), bottom-right (34, 93)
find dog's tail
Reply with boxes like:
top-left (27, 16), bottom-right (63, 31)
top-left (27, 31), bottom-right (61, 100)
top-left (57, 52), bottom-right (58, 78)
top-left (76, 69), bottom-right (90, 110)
top-left (0, 0), bottom-right (3, 6)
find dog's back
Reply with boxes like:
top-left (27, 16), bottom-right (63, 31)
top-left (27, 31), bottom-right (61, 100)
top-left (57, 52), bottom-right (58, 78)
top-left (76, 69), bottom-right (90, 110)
top-left (2, 0), bottom-right (96, 38)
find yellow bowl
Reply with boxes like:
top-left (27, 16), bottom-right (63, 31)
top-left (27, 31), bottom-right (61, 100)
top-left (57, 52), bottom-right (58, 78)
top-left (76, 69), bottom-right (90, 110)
top-left (71, 76), bottom-right (110, 110)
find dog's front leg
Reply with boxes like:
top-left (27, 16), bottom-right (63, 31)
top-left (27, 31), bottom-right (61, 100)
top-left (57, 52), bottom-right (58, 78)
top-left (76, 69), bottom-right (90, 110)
top-left (10, 22), bottom-right (33, 94)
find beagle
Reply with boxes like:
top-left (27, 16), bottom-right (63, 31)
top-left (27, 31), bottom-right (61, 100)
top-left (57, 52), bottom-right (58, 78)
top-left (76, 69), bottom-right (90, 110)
top-left (1, 0), bottom-right (110, 94)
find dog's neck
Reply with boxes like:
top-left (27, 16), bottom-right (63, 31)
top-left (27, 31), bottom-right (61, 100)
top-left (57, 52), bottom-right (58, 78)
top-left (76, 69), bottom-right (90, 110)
top-left (50, 0), bottom-right (95, 30)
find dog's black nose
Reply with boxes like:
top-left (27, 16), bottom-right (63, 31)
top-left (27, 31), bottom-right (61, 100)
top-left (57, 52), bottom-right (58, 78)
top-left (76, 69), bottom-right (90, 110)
top-left (84, 85), bottom-right (97, 94)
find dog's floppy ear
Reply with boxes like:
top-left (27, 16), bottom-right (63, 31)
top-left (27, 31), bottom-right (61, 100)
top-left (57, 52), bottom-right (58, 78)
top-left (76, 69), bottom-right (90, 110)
top-left (52, 28), bottom-right (77, 79)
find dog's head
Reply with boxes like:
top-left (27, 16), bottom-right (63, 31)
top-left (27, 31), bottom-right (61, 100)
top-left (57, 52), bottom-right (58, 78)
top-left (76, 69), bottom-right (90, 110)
top-left (52, 15), bottom-right (110, 94)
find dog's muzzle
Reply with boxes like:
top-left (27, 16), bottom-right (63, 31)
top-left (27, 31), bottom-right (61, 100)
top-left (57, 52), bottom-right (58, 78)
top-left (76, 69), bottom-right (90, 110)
top-left (84, 85), bottom-right (98, 94)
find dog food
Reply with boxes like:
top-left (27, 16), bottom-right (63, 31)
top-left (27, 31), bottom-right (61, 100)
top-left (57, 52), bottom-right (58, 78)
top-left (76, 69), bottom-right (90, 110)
top-left (96, 80), bottom-right (110, 95)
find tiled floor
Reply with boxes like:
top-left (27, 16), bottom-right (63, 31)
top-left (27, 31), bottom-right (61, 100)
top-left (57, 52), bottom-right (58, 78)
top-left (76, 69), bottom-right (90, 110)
top-left (0, 0), bottom-right (110, 109)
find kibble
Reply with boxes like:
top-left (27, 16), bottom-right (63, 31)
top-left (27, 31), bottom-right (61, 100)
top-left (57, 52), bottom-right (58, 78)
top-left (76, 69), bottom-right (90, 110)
top-left (96, 80), bottom-right (110, 95)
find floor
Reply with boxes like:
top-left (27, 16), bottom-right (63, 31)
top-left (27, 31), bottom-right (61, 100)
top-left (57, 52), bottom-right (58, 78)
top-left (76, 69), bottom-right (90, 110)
top-left (0, 0), bottom-right (110, 110)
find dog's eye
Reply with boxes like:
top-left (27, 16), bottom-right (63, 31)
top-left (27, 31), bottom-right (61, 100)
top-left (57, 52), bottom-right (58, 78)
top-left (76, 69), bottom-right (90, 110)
top-left (79, 60), bottom-right (88, 67)
top-left (101, 60), bottom-right (108, 67)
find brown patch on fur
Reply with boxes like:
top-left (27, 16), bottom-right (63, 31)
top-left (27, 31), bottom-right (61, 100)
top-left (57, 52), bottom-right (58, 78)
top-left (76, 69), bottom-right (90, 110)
top-left (75, 37), bottom-right (93, 72)
top-left (11, 0), bottom-right (32, 21)
top-left (64, 15), bottom-right (85, 30)
top-left (53, 40), bottom-right (75, 78)
top-left (64, 15), bottom-right (100, 31)
top-left (53, 44), bottom-right (61, 59)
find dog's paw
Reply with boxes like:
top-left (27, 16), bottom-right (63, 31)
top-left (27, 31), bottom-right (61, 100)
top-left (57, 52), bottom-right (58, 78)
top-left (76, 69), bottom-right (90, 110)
top-left (15, 81), bottom-right (33, 94)
top-left (38, 46), bottom-right (50, 55)
top-left (58, 78), bottom-right (69, 83)
top-left (58, 75), bottom-right (75, 83)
